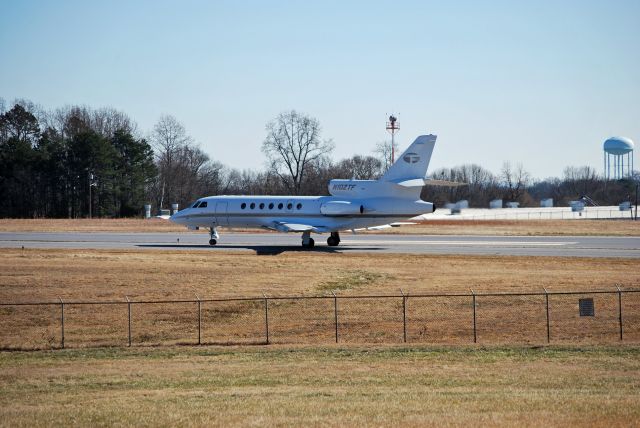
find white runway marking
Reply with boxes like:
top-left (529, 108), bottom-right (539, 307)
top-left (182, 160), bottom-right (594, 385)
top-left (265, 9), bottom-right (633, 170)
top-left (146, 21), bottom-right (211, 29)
top-left (342, 240), bottom-right (576, 246)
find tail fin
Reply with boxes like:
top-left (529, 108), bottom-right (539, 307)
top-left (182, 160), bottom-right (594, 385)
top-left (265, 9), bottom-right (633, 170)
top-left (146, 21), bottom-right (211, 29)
top-left (380, 134), bottom-right (437, 182)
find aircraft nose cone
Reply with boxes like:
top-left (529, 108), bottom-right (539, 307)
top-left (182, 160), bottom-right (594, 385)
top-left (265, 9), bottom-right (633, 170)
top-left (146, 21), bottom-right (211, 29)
top-left (169, 212), bottom-right (183, 224)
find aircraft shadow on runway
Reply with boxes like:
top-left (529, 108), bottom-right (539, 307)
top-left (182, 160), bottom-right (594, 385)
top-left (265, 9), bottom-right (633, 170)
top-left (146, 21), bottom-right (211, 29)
top-left (137, 244), bottom-right (384, 255)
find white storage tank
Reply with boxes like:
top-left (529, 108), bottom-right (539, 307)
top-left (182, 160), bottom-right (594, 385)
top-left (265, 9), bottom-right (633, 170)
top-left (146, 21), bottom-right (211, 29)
top-left (570, 201), bottom-right (585, 212)
top-left (619, 201), bottom-right (631, 211)
top-left (489, 199), bottom-right (502, 209)
top-left (446, 202), bottom-right (461, 214)
top-left (456, 200), bottom-right (469, 209)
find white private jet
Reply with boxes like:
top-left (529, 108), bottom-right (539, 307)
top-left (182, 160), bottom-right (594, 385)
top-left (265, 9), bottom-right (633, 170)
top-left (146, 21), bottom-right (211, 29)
top-left (170, 134), bottom-right (449, 248)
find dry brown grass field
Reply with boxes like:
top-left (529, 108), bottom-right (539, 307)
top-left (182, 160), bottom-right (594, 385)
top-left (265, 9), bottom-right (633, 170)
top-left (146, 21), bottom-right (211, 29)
top-left (1, 248), bottom-right (638, 301)
top-left (0, 248), bottom-right (638, 349)
top-left (0, 345), bottom-right (639, 427)
top-left (1, 245), bottom-right (639, 425)
top-left (1, 217), bottom-right (639, 235)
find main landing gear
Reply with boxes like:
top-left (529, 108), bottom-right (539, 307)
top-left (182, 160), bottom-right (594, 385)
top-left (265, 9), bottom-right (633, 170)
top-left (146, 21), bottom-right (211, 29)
top-left (301, 231), bottom-right (341, 249)
top-left (209, 227), bottom-right (219, 246)
top-left (327, 232), bottom-right (341, 247)
top-left (301, 231), bottom-right (315, 249)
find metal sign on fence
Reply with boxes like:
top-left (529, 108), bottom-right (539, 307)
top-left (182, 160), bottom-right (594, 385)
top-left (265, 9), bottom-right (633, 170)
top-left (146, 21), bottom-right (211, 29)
top-left (579, 298), bottom-right (595, 317)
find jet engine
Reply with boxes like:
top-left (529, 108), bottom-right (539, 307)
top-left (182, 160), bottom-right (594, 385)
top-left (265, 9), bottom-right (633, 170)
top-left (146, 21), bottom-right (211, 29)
top-left (320, 201), bottom-right (364, 216)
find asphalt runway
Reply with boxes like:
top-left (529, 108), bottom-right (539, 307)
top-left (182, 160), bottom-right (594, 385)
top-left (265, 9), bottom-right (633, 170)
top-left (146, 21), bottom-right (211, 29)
top-left (1, 232), bottom-right (638, 258)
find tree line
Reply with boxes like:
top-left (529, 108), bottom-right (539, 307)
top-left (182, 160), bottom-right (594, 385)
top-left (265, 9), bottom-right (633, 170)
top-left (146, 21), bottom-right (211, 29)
top-left (0, 98), bottom-right (637, 218)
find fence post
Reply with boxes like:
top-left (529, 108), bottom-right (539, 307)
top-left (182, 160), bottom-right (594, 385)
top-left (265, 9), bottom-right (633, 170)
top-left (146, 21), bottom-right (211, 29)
top-left (543, 287), bottom-right (550, 343)
top-left (616, 285), bottom-right (623, 341)
top-left (196, 294), bottom-right (202, 345)
top-left (126, 296), bottom-right (131, 347)
top-left (471, 290), bottom-right (477, 343)
top-left (400, 289), bottom-right (407, 343)
top-left (332, 291), bottom-right (339, 343)
top-left (59, 297), bottom-right (64, 349)
top-left (263, 293), bottom-right (269, 345)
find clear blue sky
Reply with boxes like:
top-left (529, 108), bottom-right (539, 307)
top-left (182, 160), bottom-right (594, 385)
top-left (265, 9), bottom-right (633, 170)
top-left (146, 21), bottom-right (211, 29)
top-left (1, 0), bottom-right (638, 178)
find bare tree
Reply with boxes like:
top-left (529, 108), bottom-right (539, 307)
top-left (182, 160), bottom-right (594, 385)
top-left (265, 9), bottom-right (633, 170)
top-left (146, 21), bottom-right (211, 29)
top-left (262, 110), bottom-right (334, 194)
top-left (374, 139), bottom-right (399, 172)
top-left (335, 155), bottom-right (383, 180)
top-left (152, 115), bottom-right (192, 163)
top-left (424, 164), bottom-right (498, 207)
top-left (151, 115), bottom-right (194, 208)
top-left (501, 161), bottom-right (531, 202)
top-left (91, 107), bottom-right (137, 137)
top-left (562, 165), bottom-right (600, 198)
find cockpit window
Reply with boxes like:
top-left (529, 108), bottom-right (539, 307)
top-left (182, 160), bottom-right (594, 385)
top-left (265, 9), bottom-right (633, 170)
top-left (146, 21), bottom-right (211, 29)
top-left (199, 201), bottom-right (207, 208)
top-left (192, 201), bottom-right (201, 208)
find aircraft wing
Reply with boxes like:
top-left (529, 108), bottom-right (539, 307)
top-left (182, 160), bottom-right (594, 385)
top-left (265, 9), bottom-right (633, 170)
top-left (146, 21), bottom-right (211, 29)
top-left (351, 222), bottom-right (416, 232)
top-left (267, 222), bottom-right (330, 233)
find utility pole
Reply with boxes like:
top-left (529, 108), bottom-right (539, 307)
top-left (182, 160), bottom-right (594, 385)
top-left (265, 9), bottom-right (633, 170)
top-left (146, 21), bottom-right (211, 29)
top-left (635, 183), bottom-right (638, 221)
top-left (88, 172), bottom-right (96, 219)
top-left (386, 114), bottom-right (400, 164)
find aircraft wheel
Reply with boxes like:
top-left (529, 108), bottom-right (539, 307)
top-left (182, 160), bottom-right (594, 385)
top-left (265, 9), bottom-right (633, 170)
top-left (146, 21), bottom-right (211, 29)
top-left (327, 236), bottom-right (339, 246)
top-left (209, 239), bottom-right (217, 246)
top-left (302, 238), bottom-right (315, 249)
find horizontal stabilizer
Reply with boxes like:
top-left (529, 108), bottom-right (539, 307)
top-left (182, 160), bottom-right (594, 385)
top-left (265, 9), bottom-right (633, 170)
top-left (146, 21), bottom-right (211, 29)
top-left (425, 179), bottom-right (467, 187)
top-left (394, 178), bottom-right (429, 187)
top-left (393, 178), bottom-right (466, 188)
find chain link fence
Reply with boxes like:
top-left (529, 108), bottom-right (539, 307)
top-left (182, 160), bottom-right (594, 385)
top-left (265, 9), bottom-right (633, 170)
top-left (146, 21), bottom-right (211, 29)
top-left (1, 288), bottom-right (639, 350)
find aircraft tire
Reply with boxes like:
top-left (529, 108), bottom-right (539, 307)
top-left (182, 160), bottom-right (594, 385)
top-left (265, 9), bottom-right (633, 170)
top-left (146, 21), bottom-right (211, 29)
top-left (209, 239), bottom-right (217, 246)
top-left (327, 236), bottom-right (339, 246)
top-left (302, 238), bottom-right (315, 249)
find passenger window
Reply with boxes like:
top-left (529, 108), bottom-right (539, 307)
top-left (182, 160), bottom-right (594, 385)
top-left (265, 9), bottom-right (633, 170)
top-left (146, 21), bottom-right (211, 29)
top-left (296, 203), bottom-right (302, 210)
top-left (200, 201), bottom-right (207, 208)
top-left (259, 203), bottom-right (265, 209)
top-left (241, 203), bottom-right (246, 209)
top-left (278, 203), bottom-right (283, 209)
top-left (287, 202), bottom-right (293, 210)
top-left (268, 203), bottom-right (274, 209)
top-left (250, 202), bottom-right (256, 209)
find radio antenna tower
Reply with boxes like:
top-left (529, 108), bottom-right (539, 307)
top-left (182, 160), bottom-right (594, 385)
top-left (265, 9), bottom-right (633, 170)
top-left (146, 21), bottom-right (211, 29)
top-left (385, 114), bottom-right (400, 163)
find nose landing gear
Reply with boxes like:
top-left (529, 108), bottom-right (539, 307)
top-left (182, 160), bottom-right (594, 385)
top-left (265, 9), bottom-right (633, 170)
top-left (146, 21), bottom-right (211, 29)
top-left (301, 231), bottom-right (315, 249)
top-left (209, 227), bottom-right (219, 246)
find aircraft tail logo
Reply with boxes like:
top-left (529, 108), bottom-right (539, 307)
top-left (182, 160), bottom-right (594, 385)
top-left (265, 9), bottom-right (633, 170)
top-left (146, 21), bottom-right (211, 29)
top-left (381, 134), bottom-right (436, 182)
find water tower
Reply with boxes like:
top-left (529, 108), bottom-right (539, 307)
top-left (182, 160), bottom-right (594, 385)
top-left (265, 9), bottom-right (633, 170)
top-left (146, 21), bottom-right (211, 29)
top-left (604, 136), bottom-right (634, 180)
